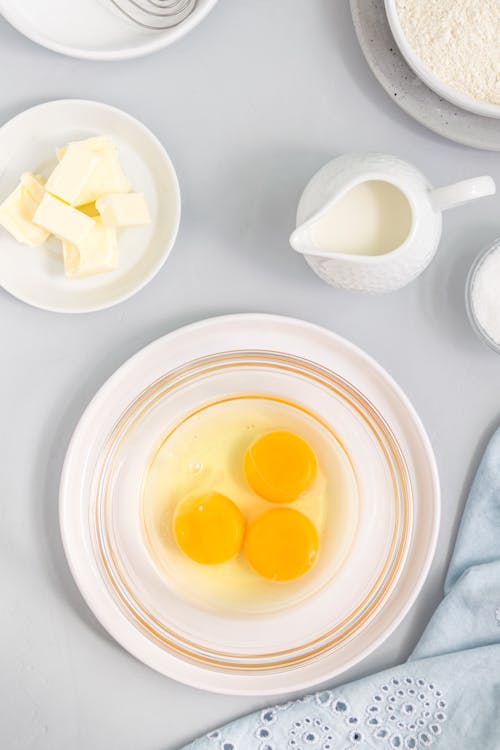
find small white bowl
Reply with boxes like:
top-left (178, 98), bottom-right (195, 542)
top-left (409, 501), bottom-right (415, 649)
top-left (385, 0), bottom-right (500, 120)
top-left (0, 100), bottom-right (181, 314)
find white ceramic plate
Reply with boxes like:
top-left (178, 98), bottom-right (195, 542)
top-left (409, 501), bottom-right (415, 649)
top-left (0, 0), bottom-right (219, 61)
top-left (60, 314), bottom-right (440, 695)
top-left (350, 0), bottom-right (500, 151)
top-left (0, 100), bottom-right (180, 313)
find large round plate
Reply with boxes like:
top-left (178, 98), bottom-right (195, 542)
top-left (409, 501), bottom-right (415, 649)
top-left (60, 314), bottom-right (440, 694)
top-left (350, 0), bottom-right (500, 151)
top-left (0, 0), bottom-right (219, 61)
top-left (0, 100), bottom-right (180, 313)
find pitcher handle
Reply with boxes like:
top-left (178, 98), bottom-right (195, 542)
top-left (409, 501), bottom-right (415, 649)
top-left (430, 175), bottom-right (495, 213)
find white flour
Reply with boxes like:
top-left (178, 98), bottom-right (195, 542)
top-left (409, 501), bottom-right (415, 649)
top-left (471, 246), bottom-right (500, 346)
top-left (396, 0), bottom-right (500, 105)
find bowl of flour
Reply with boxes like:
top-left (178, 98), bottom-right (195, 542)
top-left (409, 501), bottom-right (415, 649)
top-left (466, 238), bottom-right (500, 354)
top-left (385, 0), bottom-right (500, 119)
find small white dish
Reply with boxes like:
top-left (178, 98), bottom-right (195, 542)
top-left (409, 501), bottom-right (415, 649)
top-left (0, 0), bottom-right (219, 61)
top-left (385, 0), bottom-right (500, 120)
top-left (0, 99), bottom-right (180, 314)
top-left (60, 314), bottom-right (440, 695)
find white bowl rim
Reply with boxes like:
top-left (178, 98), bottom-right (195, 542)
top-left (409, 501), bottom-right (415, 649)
top-left (0, 0), bottom-right (220, 61)
top-left (385, 0), bottom-right (500, 120)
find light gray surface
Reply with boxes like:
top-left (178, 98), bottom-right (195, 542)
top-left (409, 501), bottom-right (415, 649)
top-left (1, 2), bottom-right (499, 748)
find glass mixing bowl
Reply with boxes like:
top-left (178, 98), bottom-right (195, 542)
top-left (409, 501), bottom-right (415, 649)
top-left (89, 350), bottom-right (413, 672)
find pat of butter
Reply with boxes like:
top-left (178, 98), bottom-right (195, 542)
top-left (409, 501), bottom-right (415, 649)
top-left (75, 149), bottom-right (131, 206)
top-left (55, 136), bottom-right (130, 206)
top-left (56, 135), bottom-right (115, 162)
top-left (0, 173), bottom-right (50, 247)
top-left (62, 219), bottom-right (118, 279)
top-left (33, 193), bottom-right (95, 246)
top-left (96, 193), bottom-right (150, 227)
top-left (46, 143), bottom-right (101, 206)
top-left (21, 173), bottom-right (46, 205)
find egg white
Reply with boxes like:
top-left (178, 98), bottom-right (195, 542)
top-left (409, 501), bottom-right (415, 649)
top-left (141, 395), bottom-right (358, 615)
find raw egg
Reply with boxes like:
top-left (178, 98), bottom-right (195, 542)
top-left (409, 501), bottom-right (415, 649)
top-left (244, 430), bottom-right (317, 503)
top-left (244, 507), bottom-right (319, 581)
top-left (173, 492), bottom-right (245, 564)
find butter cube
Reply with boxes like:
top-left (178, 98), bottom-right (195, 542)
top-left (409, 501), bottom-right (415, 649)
top-left (56, 136), bottom-right (115, 162)
top-left (55, 135), bottom-right (130, 206)
top-left (0, 173), bottom-right (50, 247)
top-left (46, 143), bottom-right (101, 206)
top-left (96, 193), bottom-right (150, 227)
top-left (62, 219), bottom-right (118, 279)
top-left (33, 192), bottom-right (95, 246)
top-left (21, 173), bottom-right (46, 205)
top-left (75, 149), bottom-right (131, 206)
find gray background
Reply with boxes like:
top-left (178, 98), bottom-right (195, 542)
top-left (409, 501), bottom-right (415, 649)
top-left (1, 1), bottom-right (499, 748)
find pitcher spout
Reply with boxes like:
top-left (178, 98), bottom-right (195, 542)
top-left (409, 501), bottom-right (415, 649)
top-left (289, 206), bottom-right (335, 257)
top-left (289, 225), bottom-right (313, 255)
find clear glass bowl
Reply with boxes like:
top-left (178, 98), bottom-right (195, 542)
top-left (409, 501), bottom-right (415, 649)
top-left (466, 238), bottom-right (500, 355)
top-left (89, 350), bottom-right (413, 672)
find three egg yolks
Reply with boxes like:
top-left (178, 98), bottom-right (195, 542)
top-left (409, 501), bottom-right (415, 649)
top-left (172, 430), bottom-right (319, 580)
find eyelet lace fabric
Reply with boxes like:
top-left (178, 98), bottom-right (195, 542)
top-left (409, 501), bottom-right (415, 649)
top-left (204, 680), bottom-right (447, 750)
top-left (183, 428), bottom-right (500, 750)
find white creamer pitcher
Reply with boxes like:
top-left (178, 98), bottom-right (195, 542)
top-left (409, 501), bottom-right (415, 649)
top-left (289, 153), bottom-right (495, 293)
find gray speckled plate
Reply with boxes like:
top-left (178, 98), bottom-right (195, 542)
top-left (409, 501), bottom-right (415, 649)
top-left (350, 0), bottom-right (500, 152)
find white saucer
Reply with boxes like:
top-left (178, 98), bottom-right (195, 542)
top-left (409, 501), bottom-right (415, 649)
top-left (0, 100), bottom-right (180, 313)
top-left (60, 314), bottom-right (440, 695)
top-left (0, 0), bottom-right (219, 61)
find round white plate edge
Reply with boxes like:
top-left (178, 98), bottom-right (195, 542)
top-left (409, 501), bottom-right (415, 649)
top-left (59, 313), bottom-right (441, 695)
top-left (0, 98), bottom-right (181, 314)
top-left (0, 0), bottom-right (220, 61)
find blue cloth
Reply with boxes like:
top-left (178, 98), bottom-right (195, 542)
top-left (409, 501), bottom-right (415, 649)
top-left (183, 428), bottom-right (500, 749)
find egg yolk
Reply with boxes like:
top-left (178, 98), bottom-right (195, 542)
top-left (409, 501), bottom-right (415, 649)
top-left (244, 430), bottom-right (317, 504)
top-left (244, 507), bottom-right (319, 581)
top-left (173, 492), bottom-right (245, 565)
